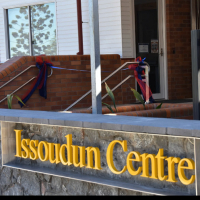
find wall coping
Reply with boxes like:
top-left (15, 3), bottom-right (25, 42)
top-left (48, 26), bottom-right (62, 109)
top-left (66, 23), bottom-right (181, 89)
top-left (0, 109), bottom-right (199, 138)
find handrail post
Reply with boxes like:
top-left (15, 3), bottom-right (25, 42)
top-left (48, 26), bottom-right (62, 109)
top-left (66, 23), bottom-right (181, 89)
top-left (145, 65), bottom-right (150, 104)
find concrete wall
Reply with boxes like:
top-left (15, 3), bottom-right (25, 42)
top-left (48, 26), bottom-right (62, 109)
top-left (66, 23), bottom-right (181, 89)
top-left (0, 122), bottom-right (196, 196)
top-left (0, 109), bottom-right (200, 196)
top-left (0, 122), bottom-right (148, 196)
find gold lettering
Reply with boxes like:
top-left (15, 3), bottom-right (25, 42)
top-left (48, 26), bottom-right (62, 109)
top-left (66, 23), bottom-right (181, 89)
top-left (30, 140), bottom-right (39, 160)
top-left (86, 147), bottom-right (102, 170)
top-left (127, 151), bottom-right (142, 176)
top-left (140, 153), bottom-right (158, 179)
top-left (106, 140), bottom-right (127, 174)
top-left (13, 129), bottom-right (197, 186)
top-left (59, 134), bottom-right (73, 166)
top-left (21, 139), bottom-right (31, 159)
top-left (178, 158), bottom-right (195, 185)
top-left (60, 145), bottom-right (68, 165)
top-left (48, 143), bottom-right (61, 164)
top-left (14, 130), bottom-right (23, 158)
top-left (166, 157), bottom-right (181, 183)
top-left (72, 145), bottom-right (86, 168)
top-left (38, 141), bottom-right (49, 162)
top-left (156, 149), bottom-right (168, 181)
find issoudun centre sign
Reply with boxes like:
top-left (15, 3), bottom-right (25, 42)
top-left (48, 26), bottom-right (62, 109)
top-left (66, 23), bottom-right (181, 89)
top-left (14, 130), bottom-right (195, 186)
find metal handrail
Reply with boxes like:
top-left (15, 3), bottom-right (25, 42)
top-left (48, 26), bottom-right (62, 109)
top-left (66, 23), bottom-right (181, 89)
top-left (0, 65), bottom-right (36, 90)
top-left (88, 75), bottom-right (134, 110)
top-left (0, 65), bottom-right (53, 104)
top-left (64, 61), bottom-right (150, 111)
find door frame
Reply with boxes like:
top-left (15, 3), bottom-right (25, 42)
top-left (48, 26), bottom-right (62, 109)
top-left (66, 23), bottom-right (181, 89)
top-left (132, 0), bottom-right (168, 100)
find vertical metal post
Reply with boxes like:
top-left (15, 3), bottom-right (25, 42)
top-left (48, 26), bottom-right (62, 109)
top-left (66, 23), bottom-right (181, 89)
top-left (145, 66), bottom-right (149, 103)
top-left (194, 138), bottom-right (200, 196)
top-left (88, 0), bottom-right (102, 114)
top-left (4, 10), bottom-right (8, 59)
top-left (28, 6), bottom-right (33, 56)
top-left (191, 30), bottom-right (200, 120)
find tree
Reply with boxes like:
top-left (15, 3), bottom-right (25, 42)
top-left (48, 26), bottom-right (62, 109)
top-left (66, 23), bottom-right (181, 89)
top-left (8, 3), bottom-right (57, 57)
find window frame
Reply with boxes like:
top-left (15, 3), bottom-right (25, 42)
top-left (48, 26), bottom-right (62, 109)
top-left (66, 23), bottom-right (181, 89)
top-left (5, 2), bottom-right (58, 59)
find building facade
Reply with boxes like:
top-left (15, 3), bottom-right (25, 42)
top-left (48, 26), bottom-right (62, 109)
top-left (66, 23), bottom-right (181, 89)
top-left (0, 0), bottom-right (194, 101)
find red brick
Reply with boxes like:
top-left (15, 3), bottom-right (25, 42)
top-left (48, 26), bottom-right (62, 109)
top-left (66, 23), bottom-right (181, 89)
top-left (0, 54), bottom-right (137, 111)
top-left (55, 92), bottom-right (68, 97)
top-left (63, 56), bottom-right (70, 61)
top-left (51, 106), bottom-right (62, 110)
top-left (71, 61), bottom-right (81, 65)
top-left (61, 96), bottom-right (72, 101)
top-left (0, 73), bottom-right (4, 79)
top-left (45, 102), bottom-right (58, 106)
top-left (51, 97), bottom-right (62, 101)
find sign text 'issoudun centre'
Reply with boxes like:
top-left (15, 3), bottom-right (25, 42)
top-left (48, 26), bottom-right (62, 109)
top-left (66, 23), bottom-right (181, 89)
top-left (14, 130), bottom-right (195, 186)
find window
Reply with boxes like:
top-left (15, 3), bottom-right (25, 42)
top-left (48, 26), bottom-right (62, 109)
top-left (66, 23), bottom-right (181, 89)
top-left (7, 3), bottom-right (57, 58)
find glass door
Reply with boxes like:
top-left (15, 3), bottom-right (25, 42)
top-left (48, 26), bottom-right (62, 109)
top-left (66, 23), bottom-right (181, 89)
top-left (134, 0), bottom-right (165, 99)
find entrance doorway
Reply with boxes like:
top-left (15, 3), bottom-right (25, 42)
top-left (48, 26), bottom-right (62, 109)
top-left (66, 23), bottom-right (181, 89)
top-left (133, 0), bottom-right (167, 99)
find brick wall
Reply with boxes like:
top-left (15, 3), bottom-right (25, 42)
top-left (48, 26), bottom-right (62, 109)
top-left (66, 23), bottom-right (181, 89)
top-left (166, 0), bottom-right (192, 100)
top-left (0, 55), bottom-right (136, 111)
top-left (0, 0), bottom-right (193, 111)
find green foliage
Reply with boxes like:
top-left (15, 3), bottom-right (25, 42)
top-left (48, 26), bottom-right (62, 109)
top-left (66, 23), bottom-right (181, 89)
top-left (156, 103), bottom-right (163, 109)
top-left (131, 88), bottom-right (163, 110)
top-left (7, 94), bottom-right (26, 109)
top-left (102, 83), bottom-right (163, 114)
top-left (131, 88), bottom-right (146, 110)
top-left (102, 83), bottom-right (117, 113)
top-left (105, 83), bottom-right (117, 111)
top-left (102, 103), bottom-right (115, 114)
